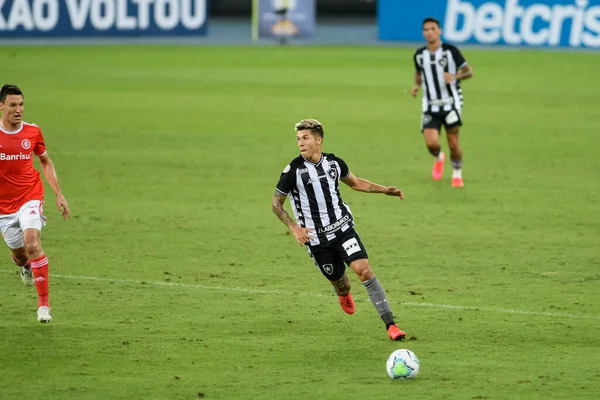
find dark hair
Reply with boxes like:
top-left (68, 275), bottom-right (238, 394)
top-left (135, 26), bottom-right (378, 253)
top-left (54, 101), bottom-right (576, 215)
top-left (295, 119), bottom-right (324, 139)
top-left (423, 17), bottom-right (440, 28)
top-left (0, 84), bottom-right (23, 103)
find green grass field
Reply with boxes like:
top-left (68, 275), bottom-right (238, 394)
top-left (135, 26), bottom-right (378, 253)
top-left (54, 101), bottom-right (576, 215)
top-left (0, 45), bottom-right (599, 400)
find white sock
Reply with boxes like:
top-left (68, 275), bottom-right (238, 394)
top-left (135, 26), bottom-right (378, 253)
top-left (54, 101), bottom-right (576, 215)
top-left (452, 168), bottom-right (462, 179)
top-left (437, 151), bottom-right (445, 161)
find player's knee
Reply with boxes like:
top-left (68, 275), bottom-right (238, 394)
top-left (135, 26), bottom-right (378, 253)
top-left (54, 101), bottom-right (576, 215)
top-left (423, 130), bottom-right (440, 147)
top-left (360, 269), bottom-right (375, 282)
top-left (354, 263), bottom-right (374, 282)
top-left (24, 241), bottom-right (43, 259)
top-left (449, 141), bottom-right (460, 151)
top-left (425, 138), bottom-right (439, 149)
top-left (449, 141), bottom-right (461, 155)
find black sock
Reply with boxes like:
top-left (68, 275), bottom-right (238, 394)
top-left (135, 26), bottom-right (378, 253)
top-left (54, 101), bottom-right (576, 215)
top-left (428, 146), bottom-right (441, 158)
top-left (451, 159), bottom-right (462, 170)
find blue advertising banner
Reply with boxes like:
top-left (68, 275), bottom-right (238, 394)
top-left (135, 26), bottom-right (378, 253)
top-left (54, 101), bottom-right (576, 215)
top-left (258, 0), bottom-right (316, 39)
top-left (0, 0), bottom-right (208, 37)
top-left (378, 0), bottom-right (600, 48)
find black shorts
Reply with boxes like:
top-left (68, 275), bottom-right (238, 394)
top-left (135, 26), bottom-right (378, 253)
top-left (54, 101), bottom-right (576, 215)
top-left (306, 229), bottom-right (368, 281)
top-left (421, 107), bottom-right (462, 133)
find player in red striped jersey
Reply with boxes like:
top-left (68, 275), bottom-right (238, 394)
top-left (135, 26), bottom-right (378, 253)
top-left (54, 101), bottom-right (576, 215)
top-left (0, 84), bottom-right (71, 323)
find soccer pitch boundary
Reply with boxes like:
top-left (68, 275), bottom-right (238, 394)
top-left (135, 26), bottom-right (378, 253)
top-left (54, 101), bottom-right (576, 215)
top-left (2, 269), bottom-right (599, 321)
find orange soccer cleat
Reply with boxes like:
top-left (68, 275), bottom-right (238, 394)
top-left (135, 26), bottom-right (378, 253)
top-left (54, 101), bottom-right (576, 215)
top-left (387, 324), bottom-right (406, 341)
top-left (432, 152), bottom-right (445, 181)
top-left (338, 294), bottom-right (355, 315)
top-left (452, 177), bottom-right (464, 187)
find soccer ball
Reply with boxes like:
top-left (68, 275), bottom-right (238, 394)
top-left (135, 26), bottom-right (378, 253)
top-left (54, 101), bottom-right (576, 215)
top-left (386, 349), bottom-right (420, 379)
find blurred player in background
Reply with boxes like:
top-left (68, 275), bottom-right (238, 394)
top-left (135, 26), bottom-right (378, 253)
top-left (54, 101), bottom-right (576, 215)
top-left (411, 17), bottom-right (473, 187)
top-left (0, 84), bottom-right (71, 323)
top-left (272, 119), bottom-right (407, 341)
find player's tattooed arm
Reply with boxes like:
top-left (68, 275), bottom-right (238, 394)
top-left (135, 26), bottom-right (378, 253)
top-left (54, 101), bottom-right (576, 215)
top-left (411, 72), bottom-right (422, 97)
top-left (456, 64), bottom-right (473, 80)
top-left (272, 191), bottom-right (296, 229)
top-left (341, 173), bottom-right (404, 199)
top-left (445, 65), bottom-right (473, 83)
top-left (272, 191), bottom-right (314, 246)
top-left (366, 183), bottom-right (386, 193)
top-left (363, 181), bottom-right (403, 197)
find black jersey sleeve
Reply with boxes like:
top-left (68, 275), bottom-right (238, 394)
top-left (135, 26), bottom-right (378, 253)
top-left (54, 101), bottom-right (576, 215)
top-left (275, 163), bottom-right (296, 195)
top-left (449, 45), bottom-right (467, 68)
top-left (335, 156), bottom-right (350, 178)
top-left (413, 52), bottom-right (420, 72)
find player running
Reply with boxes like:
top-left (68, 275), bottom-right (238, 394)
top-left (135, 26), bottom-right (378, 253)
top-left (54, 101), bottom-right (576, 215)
top-left (0, 84), bottom-right (71, 323)
top-left (272, 119), bottom-right (407, 341)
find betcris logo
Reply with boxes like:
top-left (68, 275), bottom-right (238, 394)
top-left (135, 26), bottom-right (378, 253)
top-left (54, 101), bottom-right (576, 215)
top-left (445, 0), bottom-right (600, 47)
top-left (0, 0), bottom-right (208, 37)
top-left (378, 0), bottom-right (600, 48)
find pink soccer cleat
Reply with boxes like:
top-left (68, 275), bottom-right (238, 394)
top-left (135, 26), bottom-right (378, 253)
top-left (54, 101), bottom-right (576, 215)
top-left (452, 177), bottom-right (464, 187)
top-left (338, 294), bottom-right (355, 315)
top-left (387, 325), bottom-right (406, 341)
top-left (432, 152), bottom-right (445, 181)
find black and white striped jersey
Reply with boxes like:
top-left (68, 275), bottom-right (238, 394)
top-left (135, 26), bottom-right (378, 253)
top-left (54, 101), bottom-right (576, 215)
top-left (414, 43), bottom-right (467, 113)
top-left (276, 153), bottom-right (354, 246)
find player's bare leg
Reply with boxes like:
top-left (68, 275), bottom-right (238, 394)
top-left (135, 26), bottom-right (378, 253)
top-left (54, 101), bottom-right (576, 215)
top-left (10, 247), bottom-right (34, 286)
top-left (447, 128), bottom-right (464, 187)
top-left (424, 128), bottom-right (445, 181)
top-left (348, 259), bottom-right (406, 340)
top-left (331, 274), bottom-right (355, 315)
top-left (23, 228), bottom-right (52, 323)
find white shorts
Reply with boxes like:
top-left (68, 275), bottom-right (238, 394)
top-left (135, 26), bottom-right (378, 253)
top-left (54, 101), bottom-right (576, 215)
top-left (0, 200), bottom-right (46, 249)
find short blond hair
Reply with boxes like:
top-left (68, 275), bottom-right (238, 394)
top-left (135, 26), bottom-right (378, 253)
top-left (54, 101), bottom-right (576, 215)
top-left (295, 119), bottom-right (324, 138)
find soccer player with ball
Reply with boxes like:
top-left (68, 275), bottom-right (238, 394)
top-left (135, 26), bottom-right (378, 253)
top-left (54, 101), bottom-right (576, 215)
top-left (0, 84), bottom-right (71, 323)
top-left (272, 119), bottom-right (407, 341)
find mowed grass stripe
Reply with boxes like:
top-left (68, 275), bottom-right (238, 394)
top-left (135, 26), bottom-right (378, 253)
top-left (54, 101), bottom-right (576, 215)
top-left (2, 269), bottom-right (598, 321)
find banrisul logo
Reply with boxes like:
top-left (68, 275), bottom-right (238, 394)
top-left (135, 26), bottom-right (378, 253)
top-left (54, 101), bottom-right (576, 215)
top-left (0, 153), bottom-right (31, 161)
top-left (444, 0), bottom-right (600, 47)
